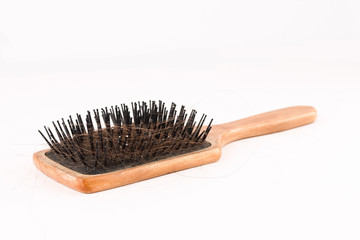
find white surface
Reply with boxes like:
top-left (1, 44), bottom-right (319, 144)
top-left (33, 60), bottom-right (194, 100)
top-left (1, 0), bottom-right (360, 239)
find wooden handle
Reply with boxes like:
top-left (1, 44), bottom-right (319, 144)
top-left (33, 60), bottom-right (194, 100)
top-left (217, 106), bottom-right (317, 147)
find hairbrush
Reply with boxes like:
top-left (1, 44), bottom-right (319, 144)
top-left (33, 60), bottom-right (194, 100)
top-left (33, 101), bottom-right (316, 193)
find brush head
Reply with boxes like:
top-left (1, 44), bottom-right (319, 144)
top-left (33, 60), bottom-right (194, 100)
top-left (39, 100), bottom-right (213, 175)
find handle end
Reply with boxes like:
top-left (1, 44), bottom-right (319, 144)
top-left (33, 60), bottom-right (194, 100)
top-left (218, 105), bottom-right (317, 147)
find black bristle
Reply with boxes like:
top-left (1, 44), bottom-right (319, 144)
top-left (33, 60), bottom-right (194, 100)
top-left (40, 101), bottom-right (213, 174)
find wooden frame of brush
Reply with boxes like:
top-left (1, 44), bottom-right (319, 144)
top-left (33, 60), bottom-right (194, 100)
top-left (34, 106), bottom-right (317, 193)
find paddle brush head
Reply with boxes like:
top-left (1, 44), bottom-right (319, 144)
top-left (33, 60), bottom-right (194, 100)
top-left (39, 100), bottom-right (213, 175)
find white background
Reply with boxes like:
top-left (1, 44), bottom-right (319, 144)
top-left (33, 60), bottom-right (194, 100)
top-left (1, 0), bottom-right (360, 239)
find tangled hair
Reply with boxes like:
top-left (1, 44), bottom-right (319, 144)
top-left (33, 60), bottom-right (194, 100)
top-left (39, 100), bottom-right (213, 174)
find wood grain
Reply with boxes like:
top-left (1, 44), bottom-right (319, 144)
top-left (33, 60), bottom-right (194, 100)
top-left (33, 106), bottom-right (317, 193)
